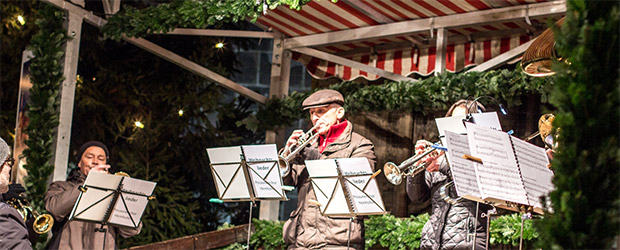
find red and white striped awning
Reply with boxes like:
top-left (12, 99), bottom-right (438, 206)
top-left (256, 0), bottom-right (563, 81)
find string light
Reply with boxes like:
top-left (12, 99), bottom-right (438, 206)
top-left (214, 42), bottom-right (225, 49)
top-left (178, 109), bottom-right (184, 116)
top-left (134, 121), bottom-right (144, 129)
top-left (17, 15), bottom-right (25, 26)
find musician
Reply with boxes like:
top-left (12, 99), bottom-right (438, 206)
top-left (0, 137), bottom-right (31, 249)
top-left (282, 89), bottom-right (376, 250)
top-left (407, 99), bottom-right (492, 250)
top-left (44, 141), bottom-right (141, 250)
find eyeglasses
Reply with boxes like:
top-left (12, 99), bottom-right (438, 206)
top-left (3, 157), bottom-right (14, 168)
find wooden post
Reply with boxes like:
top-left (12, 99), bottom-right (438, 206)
top-left (434, 28), bottom-right (447, 76)
top-left (260, 37), bottom-right (290, 221)
top-left (51, 3), bottom-right (83, 182)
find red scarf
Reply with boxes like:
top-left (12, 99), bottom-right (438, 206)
top-left (318, 120), bottom-right (348, 153)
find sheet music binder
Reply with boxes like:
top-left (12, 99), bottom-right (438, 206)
top-left (443, 123), bottom-right (554, 214)
top-left (69, 172), bottom-right (156, 229)
top-left (306, 158), bottom-right (386, 217)
top-left (206, 144), bottom-right (288, 202)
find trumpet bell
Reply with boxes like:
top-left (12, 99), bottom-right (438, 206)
top-left (383, 162), bottom-right (403, 185)
top-left (33, 213), bottom-right (54, 234)
top-left (278, 156), bottom-right (290, 177)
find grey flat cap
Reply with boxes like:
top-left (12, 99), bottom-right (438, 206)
top-left (302, 89), bottom-right (344, 110)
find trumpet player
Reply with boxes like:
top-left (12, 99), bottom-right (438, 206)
top-left (407, 100), bottom-right (492, 250)
top-left (44, 141), bottom-right (141, 250)
top-left (282, 89), bottom-right (376, 250)
top-left (0, 137), bottom-right (32, 249)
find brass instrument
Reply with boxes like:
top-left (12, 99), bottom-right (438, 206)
top-left (525, 113), bottom-right (557, 151)
top-left (6, 198), bottom-right (54, 234)
top-left (383, 144), bottom-right (440, 185)
top-left (278, 123), bottom-right (322, 176)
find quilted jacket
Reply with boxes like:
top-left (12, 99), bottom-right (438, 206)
top-left (407, 158), bottom-right (491, 250)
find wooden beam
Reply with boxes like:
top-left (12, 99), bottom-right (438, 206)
top-left (52, 10), bottom-right (83, 181)
top-left (467, 38), bottom-right (535, 72)
top-left (335, 28), bottom-right (540, 58)
top-left (166, 28), bottom-right (277, 38)
top-left (284, 1), bottom-right (565, 49)
top-left (124, 36), bottom-right (268, 103)
top-left (101, 0), bottom-right (120, 15)
top-left (434, 28), bottom-right (447, 75)
top-left (43, 0), bottom-right (267, 104)
top-left (341, 0), bottom-right (393, 24)
top-left (292, 47), bottom-right (417, 82)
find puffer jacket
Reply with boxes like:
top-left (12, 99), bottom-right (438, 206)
top-left (407, 158), bottom-right (491, 250)
top-left (44, 169), bottom-right (142, 250)
top-left (283, 121), bottom-right (376, 250)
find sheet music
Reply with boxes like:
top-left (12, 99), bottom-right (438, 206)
top-left (207, 146), bottom-right (250, 199)
top-left (109, 177), bottom-right (156, 228)
top-left (306, 160), bottom-right (342, 214)
top-left (444, 131), bottom-right (481, 198)
top-left (435, 115), bottom-right (467, 146)
top-left (466, 123), bottom-right (529, 205)
top-left (471, 112), bottom-right (502, 131)
top-left (510, 136), bottom-right (554, 208)
top-left (70, 172), bottom-right (122, 222)
top-left (242, 145), bottom-right (285, 199)
top-left (338, 158), bottom-right (385, 214)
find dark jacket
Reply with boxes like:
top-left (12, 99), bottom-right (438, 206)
top-left (44, 169), bottom-right (141, 250)
top-left (283, 121), bottom-right (376, 250)
top-left (0, 202), bottom-right (32, 249)
top-left (407, 157), bottom-right (490, 250)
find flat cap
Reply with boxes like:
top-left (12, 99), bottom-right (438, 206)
top-left (302, 89), bottom-right (344, 110)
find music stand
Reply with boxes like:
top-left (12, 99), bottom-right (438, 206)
top-left (206, 144), bottom-right (288, 248)
top-left (306, 157), bottom-right (386, 248)
top-left (69, 172), bottom-right (156, 250)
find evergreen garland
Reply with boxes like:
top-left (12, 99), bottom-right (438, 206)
top-left (239, 68), bottom-right (552, 132)
top-left (102, 0), bottom-right (330, 41)
top-left (534, 0), bottom-right (619, 248)
top-left (23, 4), bottom-right (67, 212)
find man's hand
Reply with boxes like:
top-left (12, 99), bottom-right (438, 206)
top-left (90, 164), bottom-right (111, 174)
top-left (285, 130), bottom-right (305, 152)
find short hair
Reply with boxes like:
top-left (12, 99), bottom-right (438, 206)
top-left (445, 99), bottom-right (486, 117)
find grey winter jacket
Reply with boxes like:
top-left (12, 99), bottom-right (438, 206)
top-left (282, 121), bottom-right (376, 250)
top-left (407, 157), bottom-right (491, 250)
top-left (0, 202), bottom-right (31, 249)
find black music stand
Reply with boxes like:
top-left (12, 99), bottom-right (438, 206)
top-left (69, 172), bottom-right (156, 250)
top-left (207, 144), bottom-right (288, 248)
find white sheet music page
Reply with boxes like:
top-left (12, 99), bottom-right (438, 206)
top-left (109, 177), bottom-right (156, 228)
top-left (510, 136), bottom-right (554, 208)
top-left (338, 158), bottom-right (385, 214)
top-left (242, 145), bottom-right (285, 199)
top-left (206, 146), bottom-right (250, 199)
top-left (435, 115), bottom-right (467, 146)
top-left (306, 160), bottom-right (340, 214)
top-left (466, 123), bottom-right (529, 205)
top-left (471, 112), bottom-right (502, 131)
top-left (71, 172), bottom-right (122, 222)
top-left (444, 130), bottom-right (481, 198)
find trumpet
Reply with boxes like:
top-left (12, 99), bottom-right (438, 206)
top-left (278, 123), bottom-right (322, 177)
top-left (383, 143), bottom-right (440, 185)
top-left (6, 197), bottom-right (54, 234)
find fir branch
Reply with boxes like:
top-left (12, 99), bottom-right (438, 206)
top-left (534, 0), bottom-right (620, 248)
top-left (23, 4), bottom-right (68, 212)
top-left (239, 68), bottom-right (552, 132)
top-left (102, 0), bottom-right (332, 41)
